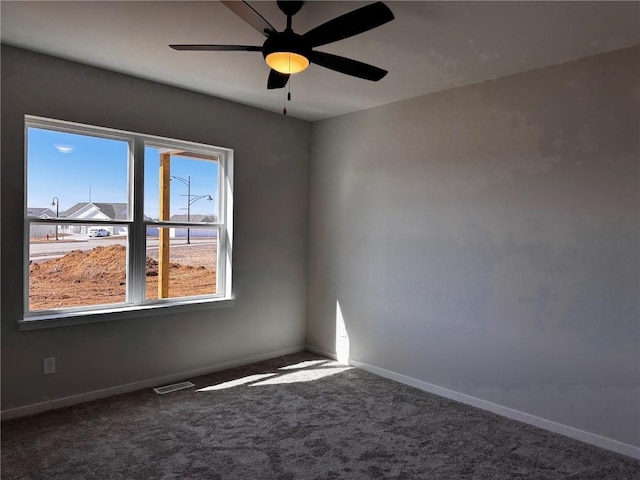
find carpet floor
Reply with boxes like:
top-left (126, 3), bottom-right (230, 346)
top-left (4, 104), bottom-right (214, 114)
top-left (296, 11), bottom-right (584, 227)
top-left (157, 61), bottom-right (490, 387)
top-left (2, 351), bottom-right (639, 479)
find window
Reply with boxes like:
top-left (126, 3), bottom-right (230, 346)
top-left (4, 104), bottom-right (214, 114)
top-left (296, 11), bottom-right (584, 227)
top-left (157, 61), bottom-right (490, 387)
top-left (24, 116), bottom-right (233, 326)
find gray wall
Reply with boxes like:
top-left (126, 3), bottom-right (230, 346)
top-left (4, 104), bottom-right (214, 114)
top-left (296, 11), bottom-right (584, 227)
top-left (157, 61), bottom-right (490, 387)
top-left (307, 47), bottom-right (639, 447)
top-left (1, 46), bottom-right (310, 410)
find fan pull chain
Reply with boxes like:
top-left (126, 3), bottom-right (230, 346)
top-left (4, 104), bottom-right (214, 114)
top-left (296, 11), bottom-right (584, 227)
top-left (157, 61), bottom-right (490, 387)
top-left (283, 86), bottom-right (287, 115)
top-left (282, 60), bottom-right (292, 115)
top-left (288, 54), bottom-right (292, 102)
top-left (283, 55), bottom-right (293, 115)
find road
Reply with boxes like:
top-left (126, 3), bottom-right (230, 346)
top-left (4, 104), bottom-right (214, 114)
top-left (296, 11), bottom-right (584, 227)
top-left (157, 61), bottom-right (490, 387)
top-left (30, 236), bottom-right (216, 261)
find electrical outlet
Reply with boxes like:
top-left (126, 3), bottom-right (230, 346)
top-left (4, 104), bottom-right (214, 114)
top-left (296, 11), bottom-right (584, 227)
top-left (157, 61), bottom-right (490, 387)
top-left (43, 357), bottom-right (56, 375)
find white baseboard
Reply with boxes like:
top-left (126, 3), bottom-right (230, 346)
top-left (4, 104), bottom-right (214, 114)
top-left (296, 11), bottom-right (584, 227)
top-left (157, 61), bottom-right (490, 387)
top-left (345, 356), bottom-right (640, 460)
top-left (1, 345), bottom-right (305, 421)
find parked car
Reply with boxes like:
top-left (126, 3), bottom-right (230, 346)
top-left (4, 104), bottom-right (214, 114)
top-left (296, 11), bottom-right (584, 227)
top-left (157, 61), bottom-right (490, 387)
top-left (88, 228), bottom-right (110, 237)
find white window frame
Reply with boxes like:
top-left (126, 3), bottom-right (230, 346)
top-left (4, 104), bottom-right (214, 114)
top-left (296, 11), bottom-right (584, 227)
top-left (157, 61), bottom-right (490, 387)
top-left (20, 116), bottom-right (234, 330)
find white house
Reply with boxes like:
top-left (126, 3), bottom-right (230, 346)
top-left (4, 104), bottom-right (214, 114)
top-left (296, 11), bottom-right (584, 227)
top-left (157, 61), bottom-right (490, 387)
top-left (62, 202), bottom-right (128, 236)
top-left (27, 207), bottom-right (57, 238)
top-left (168, 214), bottom-right (217, 239)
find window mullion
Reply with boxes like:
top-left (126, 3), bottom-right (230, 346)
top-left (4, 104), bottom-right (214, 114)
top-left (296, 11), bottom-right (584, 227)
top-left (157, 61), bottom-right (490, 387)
top-left (128, 137), bottom-right (146, 304)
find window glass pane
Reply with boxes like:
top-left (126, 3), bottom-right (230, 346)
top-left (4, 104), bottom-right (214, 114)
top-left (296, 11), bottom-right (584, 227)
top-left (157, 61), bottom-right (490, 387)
top-left (27, 127), bottom-right (130, 221)
top-left (29, 223), bottom-right (129, 311)
top-left (145, 226), bottom-right (218, 300)
top-left (144, 145), bottom-right (219, 223)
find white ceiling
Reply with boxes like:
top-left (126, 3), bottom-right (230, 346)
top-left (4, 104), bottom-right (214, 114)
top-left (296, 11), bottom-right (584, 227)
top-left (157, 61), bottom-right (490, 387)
top-left (1, 1), bottom-right (639, 121)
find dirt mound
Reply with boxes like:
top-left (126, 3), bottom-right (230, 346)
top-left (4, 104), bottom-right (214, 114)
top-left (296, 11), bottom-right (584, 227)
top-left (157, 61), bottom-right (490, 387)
top-left (30, 245), bottom-right (216, 311)
top-left (31, 245), bottom-right (128, 283)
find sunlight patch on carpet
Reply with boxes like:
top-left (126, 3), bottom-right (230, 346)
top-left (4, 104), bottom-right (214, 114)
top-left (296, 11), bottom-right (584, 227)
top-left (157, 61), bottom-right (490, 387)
top-left (196, 373), bottom-right (277, 392)
top-left (250, 367), bottom-right (353, 386)
top-left (279, 360), bottom-right (328, 370)
top-left (322, 361), bottom-right (347, 367)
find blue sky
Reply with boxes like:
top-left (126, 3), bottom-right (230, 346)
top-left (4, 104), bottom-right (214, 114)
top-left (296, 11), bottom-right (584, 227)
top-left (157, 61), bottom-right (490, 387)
top-left (27, 127), bottom-right (219, 220)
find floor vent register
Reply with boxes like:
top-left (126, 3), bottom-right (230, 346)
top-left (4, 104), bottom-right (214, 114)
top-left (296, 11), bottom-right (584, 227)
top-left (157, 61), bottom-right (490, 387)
top-left (153, 381), bottom-right (195, 395)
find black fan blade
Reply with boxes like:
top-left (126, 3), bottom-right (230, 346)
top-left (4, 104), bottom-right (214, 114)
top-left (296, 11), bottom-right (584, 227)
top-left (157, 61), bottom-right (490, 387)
top-left (309, 51), bottom-right (387, 81)
top-left (221, 1), bottom-right (277, 37)
top-left (267, 70), bottom-right (290, 89)
top-left (302, 2), bottom-right (394, 48)
top-left (170, 44), bottom-right (262, 51)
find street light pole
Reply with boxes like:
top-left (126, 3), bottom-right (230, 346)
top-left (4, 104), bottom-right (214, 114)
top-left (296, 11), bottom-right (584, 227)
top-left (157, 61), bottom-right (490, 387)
top-left (170, 175), bottom-right (214, 245)
top-left (187, 175), bottom-right (191, 244)
top-left (51, 196), bottom-right (60, 241)
top-left (170, 175), bottom-right (192, 244)
top-left (186, 194), bottom-right (213, 244)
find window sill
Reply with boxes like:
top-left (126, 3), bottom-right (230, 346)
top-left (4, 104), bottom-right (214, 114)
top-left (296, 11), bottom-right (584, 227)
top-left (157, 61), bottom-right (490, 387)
top-left (18, 297), bottom-right (235, 331)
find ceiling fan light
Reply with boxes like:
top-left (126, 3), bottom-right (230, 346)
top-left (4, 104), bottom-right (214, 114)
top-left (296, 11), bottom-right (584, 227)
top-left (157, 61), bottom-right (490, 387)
top-left (265, 52), bottom-right (309, 74)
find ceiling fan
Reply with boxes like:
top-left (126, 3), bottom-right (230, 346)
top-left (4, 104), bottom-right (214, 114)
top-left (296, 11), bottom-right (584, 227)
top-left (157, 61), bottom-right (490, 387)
top-left (170, 1), bottom-right (394, 90)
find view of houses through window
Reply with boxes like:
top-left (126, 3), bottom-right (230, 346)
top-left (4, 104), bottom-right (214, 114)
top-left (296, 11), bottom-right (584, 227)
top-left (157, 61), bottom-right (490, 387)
top-left (26, 118), bottom-right (231, 314)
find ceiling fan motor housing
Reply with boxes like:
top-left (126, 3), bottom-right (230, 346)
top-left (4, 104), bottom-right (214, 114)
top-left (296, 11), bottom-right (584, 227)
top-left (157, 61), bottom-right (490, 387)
top-left (277, 1), bottom-right (304, 17)
top-left (263, 31), bottom-right (311, 61)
